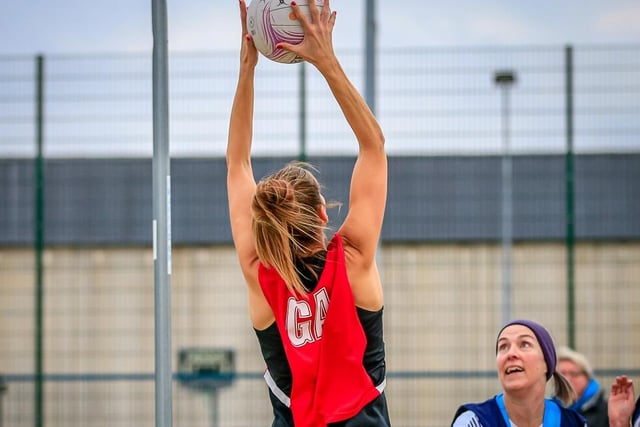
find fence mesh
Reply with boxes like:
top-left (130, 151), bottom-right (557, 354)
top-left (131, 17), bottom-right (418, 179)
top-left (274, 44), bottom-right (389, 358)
top-left (1, 45), bottom-right (639, 426)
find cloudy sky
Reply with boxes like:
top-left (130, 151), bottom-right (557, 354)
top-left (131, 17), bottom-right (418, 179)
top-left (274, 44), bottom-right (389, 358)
top-left (1, 0), bottom-right (639, 55)
top-left (1, 1), bottom-right (638, 157)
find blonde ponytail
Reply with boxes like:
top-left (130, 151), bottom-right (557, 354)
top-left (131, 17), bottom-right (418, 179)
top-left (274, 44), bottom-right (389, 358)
top-left (252, 162), bottom-right (333, 295)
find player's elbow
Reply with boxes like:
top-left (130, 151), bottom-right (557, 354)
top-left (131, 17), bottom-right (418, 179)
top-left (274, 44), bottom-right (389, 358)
top-left (374, 128), bottom-right (386, 149)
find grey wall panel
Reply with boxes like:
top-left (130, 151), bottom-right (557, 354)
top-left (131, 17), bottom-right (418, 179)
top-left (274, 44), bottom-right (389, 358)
top-left (1, 154), bottom-right (638, 246)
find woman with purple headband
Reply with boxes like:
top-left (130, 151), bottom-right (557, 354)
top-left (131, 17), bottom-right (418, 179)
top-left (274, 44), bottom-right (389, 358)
top-left (451, 319), bottom-right (586, 427)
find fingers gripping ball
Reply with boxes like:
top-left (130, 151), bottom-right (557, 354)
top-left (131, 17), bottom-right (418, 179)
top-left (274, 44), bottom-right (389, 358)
top-left (247, 0), bottom-right (325, 64)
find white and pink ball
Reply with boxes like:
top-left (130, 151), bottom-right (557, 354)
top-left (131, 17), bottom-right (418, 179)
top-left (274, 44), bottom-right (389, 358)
top-left (246, 0), bottom-right (325, 64)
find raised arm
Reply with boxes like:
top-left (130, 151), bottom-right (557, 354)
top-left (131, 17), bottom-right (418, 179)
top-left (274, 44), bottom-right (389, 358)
top-left (278, 0), bottom-right (387, 309)
top-left (227, 0), bottom-right (273, 327)
top-left (278, 0), bottom-right (387, 264)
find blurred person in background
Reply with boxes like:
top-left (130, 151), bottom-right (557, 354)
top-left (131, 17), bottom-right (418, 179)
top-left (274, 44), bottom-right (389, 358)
top-left (554, 346), bottom-right (608, 427)
top-left (451, 319), bottom-right (586, 427)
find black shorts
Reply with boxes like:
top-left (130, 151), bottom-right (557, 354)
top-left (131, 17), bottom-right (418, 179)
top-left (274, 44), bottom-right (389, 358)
top-left (268, 389), bottom-right (391, 427)
top-left (268, 388), bottom-right (294, 427)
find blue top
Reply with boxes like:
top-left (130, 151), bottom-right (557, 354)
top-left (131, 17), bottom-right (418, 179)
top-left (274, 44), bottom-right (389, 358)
top-left (452, 394), bottom-right (586, 427)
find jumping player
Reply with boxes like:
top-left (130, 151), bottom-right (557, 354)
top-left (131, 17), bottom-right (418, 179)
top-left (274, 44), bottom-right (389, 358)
top-left (226, 0), bottom-right (391, 426)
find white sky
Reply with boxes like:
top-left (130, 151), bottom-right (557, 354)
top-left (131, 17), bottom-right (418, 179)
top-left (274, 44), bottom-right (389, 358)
top-left (0, 0), bottom-right (639, 55)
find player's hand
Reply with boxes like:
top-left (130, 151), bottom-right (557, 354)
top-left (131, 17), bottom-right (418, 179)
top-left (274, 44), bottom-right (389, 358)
top-left (608, 376), bottom-right (635, 427)
top-left (276, 0), bottom-right (337, 71)
top-left (239, 0), bottom-right (258, 69)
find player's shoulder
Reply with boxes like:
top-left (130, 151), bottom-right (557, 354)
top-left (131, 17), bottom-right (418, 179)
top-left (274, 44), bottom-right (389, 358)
top-left (452, 410), bottom-right (483, 427)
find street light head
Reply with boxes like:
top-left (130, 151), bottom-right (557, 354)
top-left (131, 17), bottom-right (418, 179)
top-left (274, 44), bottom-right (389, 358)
top-left (494, 70), bottom-right (517, 86)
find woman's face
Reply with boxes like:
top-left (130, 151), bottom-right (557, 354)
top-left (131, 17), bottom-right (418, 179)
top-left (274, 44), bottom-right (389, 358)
top-left (496, 324), bottom-right (548, 394)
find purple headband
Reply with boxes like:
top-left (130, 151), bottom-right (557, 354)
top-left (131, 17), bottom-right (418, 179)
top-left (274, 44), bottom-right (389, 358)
top-left (497, 319), bottom-right (557, 381)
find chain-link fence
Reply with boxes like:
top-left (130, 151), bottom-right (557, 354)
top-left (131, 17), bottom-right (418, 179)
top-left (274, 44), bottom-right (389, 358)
top-left (1, 45), bottom-right (639, 426)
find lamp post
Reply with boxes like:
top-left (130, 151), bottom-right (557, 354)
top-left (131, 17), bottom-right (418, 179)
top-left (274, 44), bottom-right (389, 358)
top-left (152, 1), bottom-right (173, 427)
top-left (494, 70), bottom-right (516, 326)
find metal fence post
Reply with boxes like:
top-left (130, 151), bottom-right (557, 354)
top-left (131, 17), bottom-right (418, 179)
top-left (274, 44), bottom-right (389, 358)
top-left (34, 53), bottom-right (45, 427)
top-left (565, 45), bottom-right (576, 349)
top-left (0, 375), bottom-right (6, 427)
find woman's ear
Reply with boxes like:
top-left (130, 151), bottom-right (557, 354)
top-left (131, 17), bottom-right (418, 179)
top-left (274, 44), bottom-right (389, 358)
top-left (317, 203), bottom-right (329, 224)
